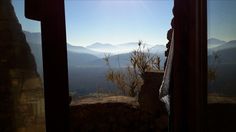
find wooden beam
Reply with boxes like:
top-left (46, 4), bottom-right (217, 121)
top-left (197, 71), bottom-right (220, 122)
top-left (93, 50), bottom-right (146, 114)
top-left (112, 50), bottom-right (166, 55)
top-left (25, 0), bottom-right (42, 21)
top-left (40, 1), bottom-right (70, 131)
top-left (170, 0), bottom-right (207, 131)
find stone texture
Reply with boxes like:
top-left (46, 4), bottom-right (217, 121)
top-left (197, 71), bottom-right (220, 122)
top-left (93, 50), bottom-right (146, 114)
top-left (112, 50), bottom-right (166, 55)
top-left (70, 99), bottom-right (168, 132)
top-left (0, 0), bottom-right (44, 131)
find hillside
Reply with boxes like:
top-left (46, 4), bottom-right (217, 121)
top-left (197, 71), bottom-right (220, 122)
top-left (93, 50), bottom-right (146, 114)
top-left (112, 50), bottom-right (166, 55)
top-left (68, 44), bottom-right (105, 58)
top-left (86, 42), bottom-right (116, 49)
top-left (22, 31), bottom-right (166, 96)
top-left (67, 52), bottom-right (99, 67)
top-left (208, 39), bottom-right (236, 96)
top-left (208, 38), bottom-right (226, 48)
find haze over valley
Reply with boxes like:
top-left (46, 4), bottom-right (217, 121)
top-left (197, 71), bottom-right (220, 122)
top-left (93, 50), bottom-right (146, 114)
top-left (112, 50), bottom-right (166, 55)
top-left (24, 31), bottom-right (166, 96)
top-left (24, 32), bottom-right (236, 97)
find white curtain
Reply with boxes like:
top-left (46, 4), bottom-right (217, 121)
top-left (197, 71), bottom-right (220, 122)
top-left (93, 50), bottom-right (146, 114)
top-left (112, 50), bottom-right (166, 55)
top-left (159, 30), bottom-right (174, 114)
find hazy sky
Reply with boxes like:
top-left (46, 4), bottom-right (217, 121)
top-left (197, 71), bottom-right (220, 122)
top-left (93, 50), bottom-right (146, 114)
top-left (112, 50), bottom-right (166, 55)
top-left (64, 0), bottom-right (173, 46)
top-left (12, 0), bottom-right (173, 46)
top-left (208, 0), bottom-right (236, 42)
top-left (12, 0), bottom-right (236, 46)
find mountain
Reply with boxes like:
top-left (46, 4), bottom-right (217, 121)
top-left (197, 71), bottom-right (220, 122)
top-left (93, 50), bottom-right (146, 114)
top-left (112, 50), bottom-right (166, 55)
top-left (212, 40), bottom-right (236, 52)
top-left (67, 44), bottom-right (105, 58)
top-left (23, 32), bottom-right (102, 73)
top-left (68, 52), bottom-right (99, 67)
top-left (208, 38), bottom-right (226, 55)
top-left (23, 31), bottom-right (171, 96)
top-left (86, 42), bottom-right (157, 54)
top-left (86, 53), bottom-right (132, 68)
top-left (86, 42), bottom-right (115, 49)
top-left (209, 40), bottom-right (236, 64)
top-left (24, 31), bottom-right (42, 44)
top-left (86, 52), bottom-right (166, 69)
top-left (86, 42), bottom-right (117, 53)
top-left (208, 39), bottom-right (236, 96)
top-left (149, 44), bottom-right (166, 54)
top-left (24, 31), bottom-right (105, 57)
top-left (117, 42), bottom-right (152, 49)
top-left (208, 38), bottom-right (226, 48)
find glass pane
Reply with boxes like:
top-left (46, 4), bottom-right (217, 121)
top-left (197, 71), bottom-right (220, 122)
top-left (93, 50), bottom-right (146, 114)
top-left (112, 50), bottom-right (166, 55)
top-left (0, 0), bottom-right (45, 131)
top-left (207, 0), bottom-right (236, 131)
top-left (65, 0), bottom-right (173, 100)
top-left (65, 0), bottom-right (173, 131)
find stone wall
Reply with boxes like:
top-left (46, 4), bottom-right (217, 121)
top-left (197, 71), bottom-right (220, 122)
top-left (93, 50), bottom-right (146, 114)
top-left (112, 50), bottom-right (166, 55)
top-left (70, 72), bottom-right (168, 132)
top-left (0, 0), bottom-right (44, 131)
top-left (70, 102), bottom-right (168, 132)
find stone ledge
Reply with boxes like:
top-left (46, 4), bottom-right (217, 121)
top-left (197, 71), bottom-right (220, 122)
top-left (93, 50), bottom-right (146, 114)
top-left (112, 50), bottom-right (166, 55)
top-left (70, 98), bottom-right (168, 132)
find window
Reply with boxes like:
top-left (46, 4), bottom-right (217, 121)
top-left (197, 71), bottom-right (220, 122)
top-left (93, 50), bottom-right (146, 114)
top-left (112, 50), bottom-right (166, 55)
top-left (64, 0), bottom-right (173, 104)
top-left (21, 0), bottom-right (210, 131)
top-left (207, 0), bottom-right (236, 131)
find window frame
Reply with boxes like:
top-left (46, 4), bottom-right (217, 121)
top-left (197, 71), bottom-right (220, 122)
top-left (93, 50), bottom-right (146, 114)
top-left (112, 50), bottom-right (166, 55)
top-left (170, 0), bottom-right (207, 131)
top-left (26, 0), bottom-right (70, 131)
top-left (25, 0), bottom-right (207, 131)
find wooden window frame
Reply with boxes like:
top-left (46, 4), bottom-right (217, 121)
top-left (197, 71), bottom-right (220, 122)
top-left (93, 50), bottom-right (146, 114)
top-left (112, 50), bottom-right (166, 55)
top-left (25, 0), bottom-right (207, 131)
top-left (170, 0), bottom-right (207, 132)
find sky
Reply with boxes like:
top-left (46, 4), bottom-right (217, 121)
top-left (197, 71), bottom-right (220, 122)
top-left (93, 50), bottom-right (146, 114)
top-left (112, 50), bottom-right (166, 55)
top-left (12, 0), bottom-right (236, 46)
top-left (12, 0), bottom-right (173, 46)
top-left (64, 0), bottom-right (173, 46)
top-left (208, 0), bottom-right (236, 42)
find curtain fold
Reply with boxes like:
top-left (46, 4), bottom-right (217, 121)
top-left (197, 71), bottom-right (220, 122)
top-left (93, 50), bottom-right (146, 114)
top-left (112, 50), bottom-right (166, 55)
top-left (159, 30), bottom-right (174, 114)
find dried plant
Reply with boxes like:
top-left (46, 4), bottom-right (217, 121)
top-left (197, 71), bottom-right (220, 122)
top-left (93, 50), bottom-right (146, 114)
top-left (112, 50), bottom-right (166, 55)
top-left (104, 40), bottom-right (161, 97)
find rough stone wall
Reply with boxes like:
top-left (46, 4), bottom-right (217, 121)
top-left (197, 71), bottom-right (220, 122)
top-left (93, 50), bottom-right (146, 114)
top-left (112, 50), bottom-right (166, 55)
top-left (70, 72), bottom-right (168, 132)
top-left (70, 102), bottom-right (168, 132)
top-left (0, 0), bottom-right (42, 131)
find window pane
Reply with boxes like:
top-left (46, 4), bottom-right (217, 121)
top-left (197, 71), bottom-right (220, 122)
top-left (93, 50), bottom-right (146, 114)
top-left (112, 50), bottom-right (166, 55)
top-left (0, 0), bottom-right (45, 131)
top-left (207, 0), bottom-right (236, 131)
top-left (64, 0), bottom-right (173, 101)
top-left (65, 0), bottom-right (173, 131)
top-left (207, 0), bottom-right (236, 102)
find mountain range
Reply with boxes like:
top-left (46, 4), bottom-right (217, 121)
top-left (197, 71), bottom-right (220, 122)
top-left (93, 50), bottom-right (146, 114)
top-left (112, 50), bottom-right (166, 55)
top-left (208, 38), bottom-right (226, 48)
top-left (24, 31), bottom-right (166, 68)
top-left (23, 31), bottom-right (166, 96)
top-left (207, 38), bottom-right (236, 96)
top-left (24, 31), bottom-right (236, 96)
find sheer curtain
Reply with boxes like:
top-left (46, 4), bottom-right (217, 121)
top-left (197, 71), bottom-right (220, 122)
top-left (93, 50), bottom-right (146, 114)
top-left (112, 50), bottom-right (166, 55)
top-left (159, 31), bottom-right (174, 114)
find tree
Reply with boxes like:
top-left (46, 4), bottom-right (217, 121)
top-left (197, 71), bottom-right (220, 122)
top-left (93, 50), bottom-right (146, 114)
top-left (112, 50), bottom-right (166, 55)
top-left (104, 40), bottom-right (161, 97)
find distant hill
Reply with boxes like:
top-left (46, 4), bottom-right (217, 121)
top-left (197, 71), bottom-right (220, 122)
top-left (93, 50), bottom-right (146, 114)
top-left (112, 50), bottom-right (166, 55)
top-left (86, 42), bottom-right (158, 54)
top-left (24, 31), bottom-right (42, 44)
top-left (67, 44), bottom-right (105, 58)
top-left (87, 51), bottom-right (165, 69)
top-left (208, 38), bottom-right (226, 48)
top-left (208, 38), bottom-right (226, 55)
top-left (24, 32), bottom-right (236, 96)
top-left (208, 40), bottom-right (236, 64)
top-left (68, 52), bottom-right (99, 67)
top-left (86, 53), bottom-right (132, 68)
top-left (86, 42), bottom-right (117, 53)
top-left (86, 42), bottom-right (115, 49)
top-left (86, 42), bottom-right (123, 54)
top-left (117, 42), bottom-right (152, 50)
top-left (24, 31), bottom-right (167, 96)
top-left (208, 39), bottom-right (236, 96)
top-left (149, 44), bottom-right (166, 54)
